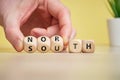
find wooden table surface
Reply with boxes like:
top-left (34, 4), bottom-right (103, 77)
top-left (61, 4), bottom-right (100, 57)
top-left (0, 46), bottom-right (120, 80)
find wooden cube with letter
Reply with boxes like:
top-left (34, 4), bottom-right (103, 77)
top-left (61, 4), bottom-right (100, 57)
top-left (82, 40), bottom-right (95, 53)
top-left (24, 36), bottom-right (37, 53)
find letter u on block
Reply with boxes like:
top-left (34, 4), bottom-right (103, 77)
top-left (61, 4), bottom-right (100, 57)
top-left (50, 35), bottom-right (63, 53)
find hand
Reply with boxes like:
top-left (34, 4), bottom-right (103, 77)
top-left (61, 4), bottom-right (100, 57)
top-left (0, 0), bottom-right (76, 52)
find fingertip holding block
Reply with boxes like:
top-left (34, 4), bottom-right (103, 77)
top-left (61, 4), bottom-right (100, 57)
top-left (37, 36), bottom-right (50, 53)
top-left (51, 35), bottom-right (64, 53)
top-left (68, 39), bottom-right (82, 53)
top-left (82, 40), bottom-right (95, 53)
top-left (24, 36), bottom-right (37, 53)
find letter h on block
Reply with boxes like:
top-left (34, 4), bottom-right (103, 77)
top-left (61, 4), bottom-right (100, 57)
top-left (82, 40), bottom-right (95, 53)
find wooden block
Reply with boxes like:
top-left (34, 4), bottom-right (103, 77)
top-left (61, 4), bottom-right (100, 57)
top-left (24, 36), bottom-right (37, 53)
top-left (82, 40), bottom-right (95, 53)
top-left (51, 35), bottom-right (63, 53)
top-left (68, 39), bottom-right (82, 53)
top-left (37, 36), bottom-right (50, 53)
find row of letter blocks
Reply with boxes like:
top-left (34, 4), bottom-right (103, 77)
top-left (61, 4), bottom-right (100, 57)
top-left (24, 35), bottom-right (95, 53)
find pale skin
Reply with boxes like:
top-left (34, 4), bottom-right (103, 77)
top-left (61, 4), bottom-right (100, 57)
top-left (0, 0), bottom-right (76, 52)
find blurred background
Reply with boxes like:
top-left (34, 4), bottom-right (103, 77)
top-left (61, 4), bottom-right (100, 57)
top-left (0, 0), bottom-right (112, 50)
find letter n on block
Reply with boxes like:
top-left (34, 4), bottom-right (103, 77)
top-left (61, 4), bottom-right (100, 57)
top-left (24, 36), bottom-right (37, 53)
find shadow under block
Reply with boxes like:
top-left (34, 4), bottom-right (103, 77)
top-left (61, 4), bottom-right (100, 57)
top-left (24, 36), bottom-right (37, 53)
top-left (50, 35), bottom-right (64, 53)
top-left (82, 40), bottom-right (95, 53)
top-left (69, 39), bottom-right (82, 53)
top-left (37, 36), bottom-right (50, 53)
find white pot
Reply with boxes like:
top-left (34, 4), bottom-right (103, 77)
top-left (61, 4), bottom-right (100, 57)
top-left (107, 18), bottom-right (120, 46)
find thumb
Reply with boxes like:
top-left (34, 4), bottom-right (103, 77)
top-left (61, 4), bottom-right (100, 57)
top-left (4, 18), bottom-right (24, 52)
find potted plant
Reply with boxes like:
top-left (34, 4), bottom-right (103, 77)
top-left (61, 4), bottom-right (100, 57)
top-left (107, 0), bottom-right (120, 46)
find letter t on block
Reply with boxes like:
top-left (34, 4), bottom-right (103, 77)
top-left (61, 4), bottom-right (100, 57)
top-left (68, 39), bottom-right (82, 53)
top-left (82, 40), bottom-right (95, 53)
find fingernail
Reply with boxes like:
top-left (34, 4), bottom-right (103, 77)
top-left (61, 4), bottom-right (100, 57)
top-left (63, 37), bottom-right (69, 46)
top-left (14, 39), bottom-right (23, 52)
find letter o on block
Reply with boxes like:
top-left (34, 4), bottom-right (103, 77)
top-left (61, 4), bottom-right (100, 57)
top-left (51, 35), bottom-right (64, 53)
top-left (37, 36), bottom-right (50, 53)
top-left (24, 36), bottom-right (37, 53)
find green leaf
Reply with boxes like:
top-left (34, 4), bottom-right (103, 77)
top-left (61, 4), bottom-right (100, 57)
top-left (108, 0), bottom-right (119, 17)
top-left (105, 0), bottom-right (115, 17)
top-left (114, 0), bottom-right (119, 4)
top-left (116, 0), bottom-right (120, 17)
